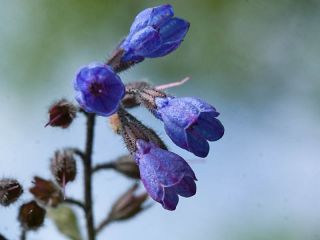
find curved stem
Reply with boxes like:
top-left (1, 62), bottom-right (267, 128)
top-left (84, 113), bottom-right (96, 240)
top-left (95, 216), bottom-right (112, 235)
top-left (92, 162), bottom-right (115, 173)
top-left (64, 198), bottom-right (86, 211)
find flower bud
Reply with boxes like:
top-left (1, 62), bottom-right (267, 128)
top-left (121, 82), bottom-right (151, 108)
top-left (117, 107), bottom-right (167, 155)
top-left (45, 99), bottom-right (76, 128)
top-left (18, 201), bottom-right (46, 230)
top-left (0, 178), bottom-right (23, 207)
top-left (109, 183), bottom-right (148, 221)
top-left (29, 177), bottom-right (63, 207)
top-left (113, 155), bottom-right (140, 179)
top-left (50, 150), bottom-right (77, 188)
top-left (119, 5), bottom-right (190, 66)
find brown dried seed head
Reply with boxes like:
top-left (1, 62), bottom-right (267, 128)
top-left (110, 183), bottom-right (148, 221)
top-left (18, 200), bottom-right (46, 230)
top-left (0, 178), bottom-right (23, 207)
top-left (45, 99), bottom-right (77, 128)
top-left (50, 149), bottom-right (77, 187)
top-left (29, 176), bottom-right (63, 207)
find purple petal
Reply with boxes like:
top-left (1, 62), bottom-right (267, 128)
top-left (194, 112), bottom-right (225, 141)
top-left (129, 8), bottom-right (153, 34)
top-left (174, 176), bottom-right (197, 197)
top-left (186, 127), bottom-right (210, 158)
top-left (164, 121), bottom-right (188, 149)
top-left (162, 187), bottom-right (179, 211)
top-left (159, 17), bottom-right (190, 43)
top-left (146, 40), bottom-right (181, 58)
top-left (148, 4), bottom-right (174, 28)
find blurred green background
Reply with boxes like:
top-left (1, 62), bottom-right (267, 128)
top-left (1, 1), bottom-right (320, 240)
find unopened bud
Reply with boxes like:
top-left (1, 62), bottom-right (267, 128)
top-left (109, 183), bottom-right (148, 221)
top-left (45, 99), bottom-right (76, 128)
top-left (18, 200), bottom-right (46, 230)
top-left (29, 177), bottom-right (63, 207)
top-left (50, 150), bottom-right (77, 188)
top-left (122, 82), bottom-right (150, 108)
top-left (0, 178), bottom-right (23, 207)
top-left (113, 155), bottom-right (140, 179)
top-left (117, 107), bottom-right (167, 154)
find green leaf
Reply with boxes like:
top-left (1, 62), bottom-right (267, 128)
top-left (47, 205), bottom-right (83, 240)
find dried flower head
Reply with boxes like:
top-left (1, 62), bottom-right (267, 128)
top-left (113, 155), bottom-right (140, 179)
top-left (18, 201), bottom-right (46, 230)
top-left (29, 177), bottom-right (63, 207)
top-left (50, 150), bottom-right (77, 188)
top-left (45, 99), bottom-right (76, 128)
top-left (109, 183), bottom-right (148, 221)
top-left (0, 178), bottom-right (23, 207)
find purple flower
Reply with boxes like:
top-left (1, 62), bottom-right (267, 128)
top-left (135, 139), bottom-right (197, 211)
top-left (120, 4), bottom-right (190, 63)
top-left (154, 97), bottom-right (224, 158)
top-left (74, 63), bottom-right (125, 116)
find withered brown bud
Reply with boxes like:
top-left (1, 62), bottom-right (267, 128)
top-left (109, 113), bottom-right (121, 134)
top-left (29, 177), bottom-right (63, 207)
top-left (50, 149), bottom-right (77, 187)
top-left (45, 99), bottom-right (76, 128)
top-left (109, 183), bottom-right (148, 221)
top-left (0, 178), bottom-right (23, 207)
top-left (113, 155), bottom-right (140, 179)
top-left (18, 200), bottom-right (46, 230)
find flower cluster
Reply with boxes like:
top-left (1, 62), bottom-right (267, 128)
top-left (71, 4), bottom-right (224, 210)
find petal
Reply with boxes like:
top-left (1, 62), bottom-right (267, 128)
top-left (148, 4), bottom-right (174, 28)
top-left (178, 97), bottom-right (218, 114)
top-left (157, 97), bottom-right (199, 128)
top-left (162, 187), bottom-right (179, 211)
top-left (186, 128), bottom-right (210, 158)
top-left (174, 176), bottom-right (197, 197)
top-left (136, 140), bottom-right (194, 187)
top-left (194, 112), bottom-right (224, 141)
top-left (137, 154), bottom-right (163, 203)
top-left (163, 120), bottom-right (188, 149)
top-left (159, 17), bottom-right (190, 43)
top-left (129, 8), bottom-right (153, 34)
top-left (125, 26), bottom-right (162, 58)
top-left (145, 40), bottom-right (181, 58)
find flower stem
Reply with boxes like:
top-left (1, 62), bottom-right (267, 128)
top-left (20, 229), bottom-right (27, 240)
top-left (84, 113), bottom-right (96, 240)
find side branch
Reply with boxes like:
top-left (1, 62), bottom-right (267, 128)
top-left (95, 216), bottom-right (112, 235)
top-left (64, 198), bottom-right (85, 211)
top-left (92, 162), bottom-right (115, 173)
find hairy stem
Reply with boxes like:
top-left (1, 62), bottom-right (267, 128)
top-left (95, 216), bottom-right (112, 235)
top-left (84, 113), bottom-right (96, 240)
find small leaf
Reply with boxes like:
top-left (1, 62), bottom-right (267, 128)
top-left (47, 204), bottom-right (82, 240)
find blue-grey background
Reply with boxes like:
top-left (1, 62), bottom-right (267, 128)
top-left (1, 1), bottom-right (320, 239)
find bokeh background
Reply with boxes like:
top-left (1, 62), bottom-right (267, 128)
top-left (1, 0), bottom-right (320, 239)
